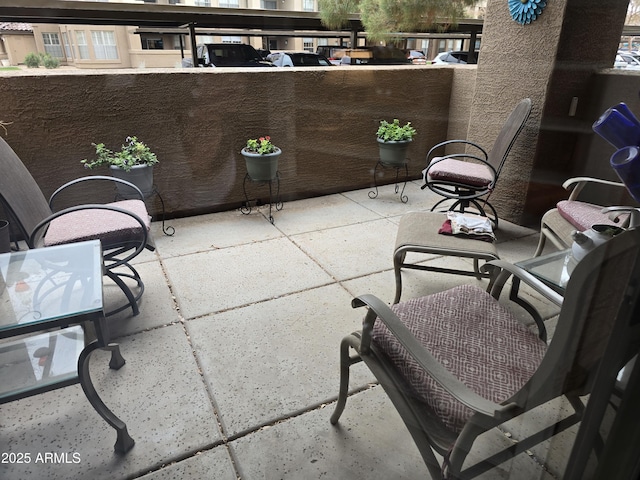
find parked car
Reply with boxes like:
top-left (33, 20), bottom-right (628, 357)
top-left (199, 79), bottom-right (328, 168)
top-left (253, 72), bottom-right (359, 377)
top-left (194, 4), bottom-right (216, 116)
top-left (316, 46), bottom-right (350, 65)
top-left (316, 45), bottom-right (411, 66)
top-left (193, 43), bottom-right (275, 67)
top-left (288, 52), bottom-right (333, 66)
top-left (267, 51), bottom-right (333, 67)
top-left (266, 51), bottom-right (294, 67)
top-left (406, 50), bottom-right (427, 64)
top-left (616, 53), bottom-right (640, 70)
top-left (431, 50), bottom-right (479, 65)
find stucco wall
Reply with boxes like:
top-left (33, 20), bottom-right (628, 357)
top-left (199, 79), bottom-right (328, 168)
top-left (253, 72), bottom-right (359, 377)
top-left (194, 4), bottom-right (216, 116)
top-left (0, 66), bottom-right (454, 218)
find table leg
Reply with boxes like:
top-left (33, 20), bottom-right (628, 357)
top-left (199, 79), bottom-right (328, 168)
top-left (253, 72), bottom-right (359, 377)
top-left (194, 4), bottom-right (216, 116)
top-left (509, 277), bottom-right (547, 342)
top-left (77, 341), bottom-right (134, 454)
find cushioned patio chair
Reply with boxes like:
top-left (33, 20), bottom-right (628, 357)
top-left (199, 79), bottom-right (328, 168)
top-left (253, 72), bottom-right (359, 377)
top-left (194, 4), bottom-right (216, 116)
top-left (533, 176), bottom-right (632, 256)
top-left (0, 135), bottom-right (154, 316)
top-left (422, 98), bottom-right (532, 229)
top-left (331, 227), bottom-right (640, 479)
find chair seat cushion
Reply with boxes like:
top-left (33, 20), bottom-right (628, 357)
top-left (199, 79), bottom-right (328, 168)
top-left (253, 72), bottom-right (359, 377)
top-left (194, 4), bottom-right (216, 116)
top-left (372, 285), bottom-right (546, 433)
top-left (44, 199), bottom-right (151, 248)
top-left (557, 200), bottom-right (626, 231)
top-left (425, 158), bottom-right (494, 188)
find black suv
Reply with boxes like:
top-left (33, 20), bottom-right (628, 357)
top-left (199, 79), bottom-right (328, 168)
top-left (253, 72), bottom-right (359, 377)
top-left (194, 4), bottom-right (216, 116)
top-left (195, 44), bottom-right (274, 67)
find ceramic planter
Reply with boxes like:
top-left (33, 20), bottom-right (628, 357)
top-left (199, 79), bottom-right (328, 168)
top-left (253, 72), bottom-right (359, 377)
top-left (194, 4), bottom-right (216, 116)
top-left (109, 164), bottom-right (154, 199)
top-left (241, 147), bottom-right (281, 181)
top-left (377, 138), bottom-right (411, 166)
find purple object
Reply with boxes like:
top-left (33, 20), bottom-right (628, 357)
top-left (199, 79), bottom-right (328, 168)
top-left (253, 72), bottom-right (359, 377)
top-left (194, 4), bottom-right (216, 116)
top-left (593, 103), bottom-right (640, 149)
top-left (610, 146), bottom-right (640, 203)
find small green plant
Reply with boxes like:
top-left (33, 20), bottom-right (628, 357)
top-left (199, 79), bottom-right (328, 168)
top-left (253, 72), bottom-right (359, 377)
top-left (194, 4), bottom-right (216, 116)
top-left (81, 136), bottom-right (159, 172)
top-left (42, 54), bottom-right (60, 69)
top-left (376, 119), bottom-right (416, 142)
top-left (244, 135), bottom-right (278, 155)
top-left (24, 52), bottom-right (41, 68)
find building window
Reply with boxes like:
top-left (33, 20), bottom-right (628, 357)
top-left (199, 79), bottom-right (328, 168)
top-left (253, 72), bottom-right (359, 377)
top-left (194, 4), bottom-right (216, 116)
top-left (303, 0), bottom-right (315, 12)
top-left (169, 0), bottom-right (181, 4)
top-left (75, 31), bottom-right (89, 59)
top-left (62, 32), bottom-right (73, 59)
top-left (221, 36), bottom-right (242, 44)
top-left (262, 1), bottom-right (277, 9)
top-left (303, 37), bottom-right (314, 52)
top-left (219, 0), bottom-right (239, 6)
top-left (91, 30), bottom-right (118, 60)
top-left (42, 33), bottom-right (64, 58)
top-left (195, 0), bottom-right (211, 6)
top-left (142, 36), bottom-right (164, 50)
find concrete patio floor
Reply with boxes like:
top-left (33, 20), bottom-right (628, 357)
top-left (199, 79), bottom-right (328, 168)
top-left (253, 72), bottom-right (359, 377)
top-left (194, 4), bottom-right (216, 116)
top-left (1, 181), bottom-right (577, 480)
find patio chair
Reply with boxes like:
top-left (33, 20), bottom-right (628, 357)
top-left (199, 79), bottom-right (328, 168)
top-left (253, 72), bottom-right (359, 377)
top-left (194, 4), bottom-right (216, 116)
top-left (533, 176), bottom-right (632, 256)
top-left (330, 227), bottom-right (640, 479)
top-left (422, 98), bottom-right (532, 229)
top-left (0, 135), bottom-right (154, 317)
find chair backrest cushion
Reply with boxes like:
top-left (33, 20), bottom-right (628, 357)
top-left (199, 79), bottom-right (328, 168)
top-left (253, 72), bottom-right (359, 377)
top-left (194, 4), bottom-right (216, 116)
top-left (373, 284), bottom-right (546, 433)
top-left (487, 98), bottom-right (532, 174)
top-left (548, 228), bottom-right (640, 395)
top-left (0, 136), bottom-right (53, 242)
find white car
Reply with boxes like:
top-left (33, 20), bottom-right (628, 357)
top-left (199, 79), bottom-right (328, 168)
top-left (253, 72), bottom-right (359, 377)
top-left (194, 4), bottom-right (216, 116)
top-left (266, 52), bottom-right (294, 67)
top-left (431, 51), bottom-right (477, 65)
top-left (616, 54), bottom-right (640, 70)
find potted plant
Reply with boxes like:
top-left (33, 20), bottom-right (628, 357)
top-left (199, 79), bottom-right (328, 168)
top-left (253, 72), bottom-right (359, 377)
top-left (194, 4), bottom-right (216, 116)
top-left (241, 135), bottom-right (281, 181)
top-left (81, 136), bottom-right (158, 198)
top-left (376, 119), bottom-right (416, 166)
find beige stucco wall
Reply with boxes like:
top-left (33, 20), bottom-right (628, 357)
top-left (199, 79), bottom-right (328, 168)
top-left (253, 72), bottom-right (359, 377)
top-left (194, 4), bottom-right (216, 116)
top-left (472, 0), bottom-right (631, 225)
top-left (0, 34), bottom-right (37, 66)
top-left (1, 63), bottom-right (636, 223)
top-left (0, 66), bottom-right (453, 218)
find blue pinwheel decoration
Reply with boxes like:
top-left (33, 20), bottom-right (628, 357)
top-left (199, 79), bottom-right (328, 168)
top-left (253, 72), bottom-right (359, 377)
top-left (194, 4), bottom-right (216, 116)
top-left (509, 0), bottom-right (547, 25)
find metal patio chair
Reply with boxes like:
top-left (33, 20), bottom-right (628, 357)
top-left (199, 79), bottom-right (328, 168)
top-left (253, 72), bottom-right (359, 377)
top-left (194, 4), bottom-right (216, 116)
top-left (422, 98), bottom-right (532, 229)
top-left (330, 227), bottom-right (640, 479)
top-left (533, 176), bottom-right (632, 256)
top-left (0, 135), bottom-right (154, 317)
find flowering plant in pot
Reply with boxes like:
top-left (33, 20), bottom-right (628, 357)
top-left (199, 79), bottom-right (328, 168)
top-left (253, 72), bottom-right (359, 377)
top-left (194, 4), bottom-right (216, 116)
top-left (376, 119), bottom-right (416, 166)
top-left (241, 136), bottom-right (281, 181)
top-left (81, 136), bottom-right (158, 197)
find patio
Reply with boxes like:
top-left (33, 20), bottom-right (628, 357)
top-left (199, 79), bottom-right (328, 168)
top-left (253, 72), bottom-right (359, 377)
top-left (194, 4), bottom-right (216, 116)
top-left (0, 181), bottom-right (574, 480)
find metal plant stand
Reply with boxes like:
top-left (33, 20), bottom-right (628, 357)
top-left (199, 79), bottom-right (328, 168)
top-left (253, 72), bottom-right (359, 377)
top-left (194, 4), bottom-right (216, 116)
top-left (240, 172), bottom-right (283, 224)
top-left (116, 185), bottom-right (175, 236)
top-left (369, 160), bottom-right (409, 203)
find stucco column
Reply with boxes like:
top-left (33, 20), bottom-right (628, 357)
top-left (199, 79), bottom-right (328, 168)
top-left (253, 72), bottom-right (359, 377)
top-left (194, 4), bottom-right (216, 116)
top-left (469, 0), bottom-right (629, 226)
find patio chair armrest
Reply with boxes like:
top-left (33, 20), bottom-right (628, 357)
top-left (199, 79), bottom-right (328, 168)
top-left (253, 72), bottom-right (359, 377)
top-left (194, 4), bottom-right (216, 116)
top-left (28, 204), bottom-right (149, 267)
top-left (426, 140), bottom-right (488, 164)
top-left (49, 175), bottom-right (144, 210)
top-left (602, 206), bottom-right (640, 228)
top-left (483, 260), bottom-right (564, 307)
top-left (563, 176), bottom-right (625, 201)
top-left (352, 294), bottom-right (518, 417)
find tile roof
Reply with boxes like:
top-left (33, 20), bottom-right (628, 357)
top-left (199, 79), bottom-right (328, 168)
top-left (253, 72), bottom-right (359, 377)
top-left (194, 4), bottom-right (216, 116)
top-left (0, 22), bottom-right (33, 32)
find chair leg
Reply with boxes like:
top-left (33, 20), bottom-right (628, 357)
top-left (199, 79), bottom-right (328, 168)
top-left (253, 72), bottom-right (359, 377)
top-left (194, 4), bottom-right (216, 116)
top-left (533, 227), bottom-right (548, 257)
top-left (393, 249), bottom-right (407, 304)
top-left (330, 334), bottom-right (362, 425)
top-left (104, 264), bottom-right (144, 316)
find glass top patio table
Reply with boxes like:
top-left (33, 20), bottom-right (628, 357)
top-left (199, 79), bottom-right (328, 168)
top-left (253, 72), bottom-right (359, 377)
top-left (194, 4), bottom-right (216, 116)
top-left (0, 240), bottom-right (134, 453)
top-left (515, 249), bottom-right (573, 293)
top-left (0, 240), bottom-right (104, 400)
top-left (0, 240), bottom-right (103, 337)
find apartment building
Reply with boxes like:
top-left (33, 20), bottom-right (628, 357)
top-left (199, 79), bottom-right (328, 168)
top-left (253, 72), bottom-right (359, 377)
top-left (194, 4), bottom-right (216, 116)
top-left (0, 0), bottom-right (486, 68)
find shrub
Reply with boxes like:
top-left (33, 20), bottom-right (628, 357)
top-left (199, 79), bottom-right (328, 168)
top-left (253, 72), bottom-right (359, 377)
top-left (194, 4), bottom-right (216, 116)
top-left (42, 54), bottom-right (60, 69)
top-left (24, 52), bottom-right (41, 68)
